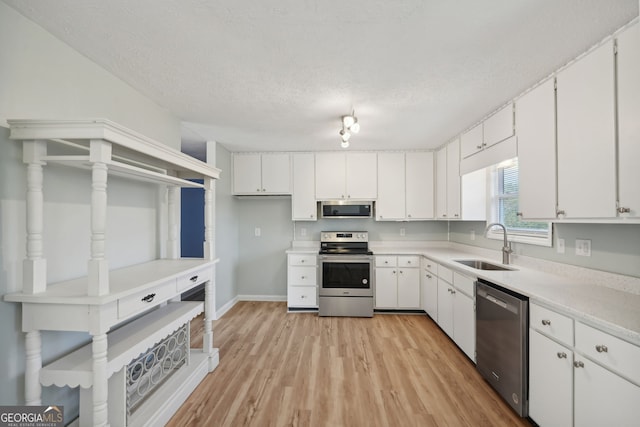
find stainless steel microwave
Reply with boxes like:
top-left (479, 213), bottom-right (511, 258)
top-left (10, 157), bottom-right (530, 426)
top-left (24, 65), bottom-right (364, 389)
top-left (320, 201), bottom-right (373, 218)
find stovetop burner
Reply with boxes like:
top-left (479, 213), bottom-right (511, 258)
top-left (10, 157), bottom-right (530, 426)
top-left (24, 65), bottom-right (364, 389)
top-left (319, 231), bottom-right (372, 256)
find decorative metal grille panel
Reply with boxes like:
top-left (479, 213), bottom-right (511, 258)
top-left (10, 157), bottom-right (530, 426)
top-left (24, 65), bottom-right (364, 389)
top-left (126, 323), bottom-right (189, 417)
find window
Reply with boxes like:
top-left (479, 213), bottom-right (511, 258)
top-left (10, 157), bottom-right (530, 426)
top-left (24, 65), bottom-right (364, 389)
top-left (488, 158), bottom-right (552, 246)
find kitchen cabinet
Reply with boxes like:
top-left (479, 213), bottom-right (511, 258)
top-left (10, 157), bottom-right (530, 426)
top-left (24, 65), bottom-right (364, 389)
top-left (375, 256), bottom-right (420, 309)
top-left (291, 153), bottom-right (317, 220)
top-left (616, 23), bottom-right (640, 218)
top-left (556, 40), bottom-right (616, 219)
top-left (233, 152), bottom-right (291, 195)
top-left (436, 267), bottom-right (475, 361)
top-left (287, 253), bottom-right (318, 309)
top-left (3, 119), bottom-right (220, 427)
top-left (377, 152), bottom-right (434, 221)
top-left (436, 139), bottom-right (461, 219)
top-left (315, 152), bottom-right (377, 200)
top-left (460, 103), bottom-right (514, 159)
top-left (421, 258), bottom-right (438, 319)
top-left (516, 78), bottom-right (558, 220)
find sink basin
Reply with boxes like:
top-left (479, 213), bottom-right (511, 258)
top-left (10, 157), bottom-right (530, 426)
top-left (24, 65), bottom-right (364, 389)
top-left (454, 260), bottom-right (516, 271)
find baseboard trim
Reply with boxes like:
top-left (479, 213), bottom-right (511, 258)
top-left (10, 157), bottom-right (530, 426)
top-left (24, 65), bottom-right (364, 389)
top-left (215, 296), bottom-right (239, 320)
top-left (237, 294), bottom-right (287, 302)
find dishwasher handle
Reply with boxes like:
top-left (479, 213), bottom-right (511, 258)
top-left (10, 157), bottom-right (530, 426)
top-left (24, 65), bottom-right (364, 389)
top-left (477, 285), bottom-right (521, 315)
top-left (485, 294), bottom-right (508, 309)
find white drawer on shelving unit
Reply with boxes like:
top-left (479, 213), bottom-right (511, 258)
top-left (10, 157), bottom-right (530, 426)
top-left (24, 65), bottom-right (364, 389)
top-left (118, 281), bottom-right (176, 320)
top-left (453, 272), bottom-right (475, 297)
top-left (288, 287), bottom-right (317, 307)
top-left (530, 303), bottom-right (574, 346)
top-left (422, 258), bottom-right (438, 275)
top-left (288, 254), bottom-right (317, 266)
top-left (438, 265), bottom-right (453, 283)
top-left (176, 267), bottom-right (212, 292)
top-left (288, 266), bottom-right (317, 286)
top-left (376, 256), bottom-right (397, 267)
top-left (398, 256), bottom-right (420, 268)
top-left (575, 322), bottom-right (640, 385)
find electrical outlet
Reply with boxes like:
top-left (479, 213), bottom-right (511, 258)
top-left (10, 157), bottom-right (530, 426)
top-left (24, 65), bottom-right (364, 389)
top-left (300, 227), bottom-right (307, 237)
top-left (400, 228), bottom-right (406, 237)
top-left (470, 230), bottom-right (476, 241)
top-left (254, 227), bottom-right (261, 237)
top-left (557, 238), bottom-right (565, 254)
top-left (575, 239), bottom-right (591, 257)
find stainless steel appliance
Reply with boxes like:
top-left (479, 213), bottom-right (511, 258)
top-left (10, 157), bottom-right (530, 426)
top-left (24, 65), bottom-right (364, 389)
top-left (320, 201), bottom-right (373, 218)
top-left (318, 231), bottom-right (374, 317)
top-left (476, 279), bottom-right (529, 417)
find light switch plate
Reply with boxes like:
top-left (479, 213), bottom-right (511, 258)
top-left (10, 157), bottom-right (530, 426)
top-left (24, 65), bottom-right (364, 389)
top-left (575, 239), bottom-right (591, 257)
top-left (400, 228), bottom-right (406, 236)
top-left (254, 227), bottom-right (261, 237)
top-left (557, 238), bottom-right (565, 254)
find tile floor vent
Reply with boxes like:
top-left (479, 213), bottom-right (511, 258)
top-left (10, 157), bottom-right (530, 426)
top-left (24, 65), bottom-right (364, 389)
top-left (126, 323), bottom-right (189, 418)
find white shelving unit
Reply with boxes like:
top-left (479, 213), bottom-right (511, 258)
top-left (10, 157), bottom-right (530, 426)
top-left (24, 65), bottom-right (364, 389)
top-left (3, 119), bottom-right (221, 427)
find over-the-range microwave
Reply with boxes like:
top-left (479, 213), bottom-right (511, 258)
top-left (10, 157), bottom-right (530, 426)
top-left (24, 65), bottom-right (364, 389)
top-left (320, 201), bottom-right (373, 219)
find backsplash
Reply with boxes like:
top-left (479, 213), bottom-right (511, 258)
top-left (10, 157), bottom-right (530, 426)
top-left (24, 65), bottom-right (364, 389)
top-left (293, 218), bottom-right (449, 241)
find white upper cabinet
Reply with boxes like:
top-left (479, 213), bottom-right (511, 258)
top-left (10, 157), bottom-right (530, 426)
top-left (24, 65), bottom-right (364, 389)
top-left (233, 153), bottom-right (291, 195)
top-left (460, 103), bottom-right (514, 159)
top-left (460, 123), bottom-right (484, 159)
top-left (315, 152), bottom-right (377, 200)
top-left (516, 78), bottom-right (558, 220)
top-left (446, 139), bottom-right (461, 219)
top-left (377, 151), bottom-right (434, 221)
top-left (556, 40), bottom-right (616, 219)
top-left (291, 153), bottom-right (317, 220)
top-left (436, 145), bottom-right (448, 219)
top-left (616, 23), bottom-right (640, 218)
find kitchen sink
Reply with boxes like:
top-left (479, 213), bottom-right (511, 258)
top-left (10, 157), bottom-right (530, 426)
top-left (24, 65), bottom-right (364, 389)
top-left (454, 260), bottom-right (516, 271)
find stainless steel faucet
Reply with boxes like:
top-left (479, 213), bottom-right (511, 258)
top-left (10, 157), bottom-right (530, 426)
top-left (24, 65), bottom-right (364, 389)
top-left (485, 222), bottom-right (513, 265)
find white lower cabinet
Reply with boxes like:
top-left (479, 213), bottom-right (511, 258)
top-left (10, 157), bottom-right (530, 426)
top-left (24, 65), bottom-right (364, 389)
top-left (375, 256), bottom-right (420, 309)
top-left (421, 258), bottom-right (438, 319)
top-left (529, 302), bottom-right (640, 427)
top-left (287, 253), bottom-right (318, 308)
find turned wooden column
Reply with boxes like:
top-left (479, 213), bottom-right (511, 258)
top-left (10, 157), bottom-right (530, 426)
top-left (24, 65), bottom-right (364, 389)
top-left (91, 332), bottom-right (109, 427)
top-left (24, 330), bottom-right (42, 405)
top-left (88, 140), bottom-right (111, 296)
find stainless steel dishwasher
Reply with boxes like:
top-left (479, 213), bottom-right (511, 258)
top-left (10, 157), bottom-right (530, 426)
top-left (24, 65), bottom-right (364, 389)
top-left (476, 279), bottom-right (528, 417)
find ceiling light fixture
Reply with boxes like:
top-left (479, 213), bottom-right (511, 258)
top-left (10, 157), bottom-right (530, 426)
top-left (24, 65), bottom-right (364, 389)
top-left (339, 110), bottom-right (359, 148)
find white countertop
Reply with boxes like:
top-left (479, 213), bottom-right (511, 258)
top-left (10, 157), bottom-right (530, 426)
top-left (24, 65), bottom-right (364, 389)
top-left (289, 240), bottom-right (640, 346)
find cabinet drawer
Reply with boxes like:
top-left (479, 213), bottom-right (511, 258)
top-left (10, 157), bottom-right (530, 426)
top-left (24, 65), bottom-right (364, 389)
top-left (530, 303), bottom-right (574, 346)
top-left (118, 281), bottom-right (176, 319)
top-left (397, 256), bottom-right (420, 268)
top-left (176, 267), bottom-right (212, 292)
top-left (422, 258), bottom-right (438, 275)
top-left (438, 265), bottom-right (453, 283)
top-left (453, 272), bottom-right (475, 297)
top-left (288, 266), bottom-right (317, 286)
top-left (376, 256), bottom-right (397, 267)
top-left (288, 287), bottom-right (317, 307)
top-left (575, 322), bottom-right (640, 385)
top-left (288, 253), bottom-right (317, 266)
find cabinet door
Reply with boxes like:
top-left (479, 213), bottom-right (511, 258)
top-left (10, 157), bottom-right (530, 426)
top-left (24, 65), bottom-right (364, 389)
top-left (453, 291), bottom-right (475, 361)
top-left (435, 146), bottom-right (448, 219)
top-left (483, 103), bottom-right (514, 148)
top-left (406, 152), bottom-right (434, 219)
top-left (261, 153), bottom-right (291, 194)
top-left (233, 153), bottom-right (262, 194)
top-left (292, 153), bottom-right (317, 220)
top-left (397, 268), bottom-right (420, 308)
top-left (517, 78), bottom-right (557, 219)
top-left (375, 268), bottom-right (398, 308)
top-left (421, 269), bottom-right (438, 319)
top-left (617, 23), bottom-right (640, 218)
top-left (557, 40), bottom-right (616, 218)
top-left (377, 152), bottom-right (406, 220)
top-left (437, 279), bottom-right (454, 338)
top-left (346, 152), bottom-right (377, 199)
top-left (446, 139), bottom-right (461, 219)
top-left (460, 123), bottom-right (483, 159)
top-left (529, 330), bottom-right (573, 427)
top-left (574, 356), bottom-right (640, 427)
top-left (315, 152), bottom-right (345, 199)
top-left (460, 168), bottom-right (486, 221)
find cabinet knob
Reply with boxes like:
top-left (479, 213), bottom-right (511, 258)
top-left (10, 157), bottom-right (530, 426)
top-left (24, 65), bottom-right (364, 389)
top-left (257, 188), bottom-right (261, 192)
top-left (476, 145), bottom-right (483, 149)
top-left (617, 207), bottom-right (631, 214)
top-left (541, 319), bottom-right (551, 326)
top-left (454, 213), bottom-right (459, 217)
top-left (407, 261), bottom-right (411, 264)
top-left (556, 209), bottom-right (566, 217)
top-left (595, 344), bottom-right (608, 353)
top-left (384, 261), bottom-right (389, 264)
top-left (481, 142), bottom-right (487, 147)
top-left (300, 295), bottom-right (306, 299)
top-left (573, 361), bottom-right (584, 368)
top-left (516, 212), bottom-right (523, 217)
top-left (442, 214), bottom-right (447, 217)
top-left (408, 214), bottom-right (412, 218)
top-left (557, 352), bottom-right (567, 359)
top-left (392, 270), bottom-right (396, 274)
top-left (310, 214), bottom-right (314, 218)
top-left (426, 274), bottom-right (432, 279)
top-left (399, 270), bottom-right (404, 274)
top-left (301, 259), bottom-right (305, 263)
top-left (301, 276), bottom-right (306, 279)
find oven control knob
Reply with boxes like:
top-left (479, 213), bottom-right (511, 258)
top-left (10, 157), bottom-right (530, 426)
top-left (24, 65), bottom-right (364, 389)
top-left (362, 279), bottom-right (368, 284)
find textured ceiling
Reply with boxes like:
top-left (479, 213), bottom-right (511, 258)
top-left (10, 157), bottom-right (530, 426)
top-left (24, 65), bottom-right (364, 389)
top-left (3, 1), bottom-right (638, 155)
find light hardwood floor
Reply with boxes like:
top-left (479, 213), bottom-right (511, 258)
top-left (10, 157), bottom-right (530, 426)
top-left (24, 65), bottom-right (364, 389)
top-left (167, 301), bottom-right (532, 427)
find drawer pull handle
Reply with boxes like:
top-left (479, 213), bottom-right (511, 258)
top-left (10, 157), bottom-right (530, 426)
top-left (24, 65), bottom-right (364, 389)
top-left (426, 274), bottom-right (432, 279)
top-left (141, 293), bottom-right (156, 303)
top-left (190, 275), bottom-right (199, 282)
top-left (541, 319), bottom-right (551, 326)
top-left (301, 276), bottom-right (306, 279)
top-left (557, 352), bottom-right (567, 359)
top-left (573, 361), bottom-right (584, 368)
top-left (595, 344), bottom-right (608, 353)
top-left (301, 259), bottom-right (305, 263)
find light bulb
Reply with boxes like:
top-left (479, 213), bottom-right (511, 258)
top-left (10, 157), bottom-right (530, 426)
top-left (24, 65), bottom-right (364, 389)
top-left (339, 129), bottom-right (351, 142)
top-left (350, 119), bottom-right (360, 134)
top-left (341, 140), bottom-right (350, 148)
top-left (342, 115), bottom-right (355, 128)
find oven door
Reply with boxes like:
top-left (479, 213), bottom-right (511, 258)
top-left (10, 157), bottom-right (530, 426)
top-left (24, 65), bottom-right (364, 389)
top-left (319, 255), bottom-right (373, 297)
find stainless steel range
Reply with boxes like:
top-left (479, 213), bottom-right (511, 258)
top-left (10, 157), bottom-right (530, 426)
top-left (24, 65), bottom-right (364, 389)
top-left (318, 231), bottom-right (374, 317)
